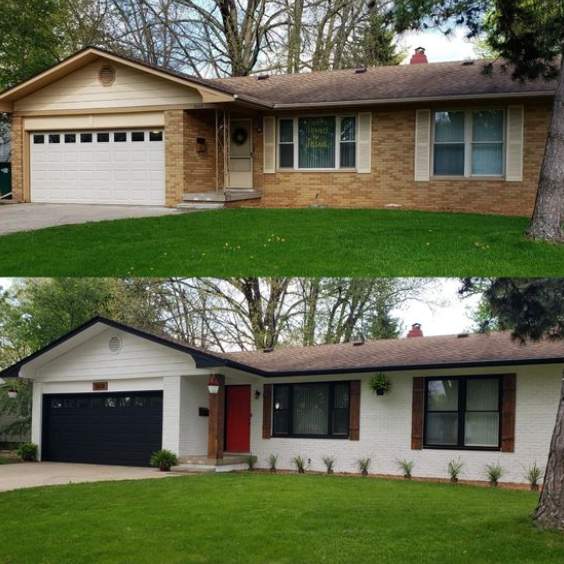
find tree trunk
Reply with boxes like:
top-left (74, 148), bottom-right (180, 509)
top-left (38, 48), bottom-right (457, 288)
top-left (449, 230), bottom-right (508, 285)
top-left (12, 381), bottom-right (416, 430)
top-left (527, 57), bottom-right (564, 242)
top-left (534, 372), bottom-right (564, 530)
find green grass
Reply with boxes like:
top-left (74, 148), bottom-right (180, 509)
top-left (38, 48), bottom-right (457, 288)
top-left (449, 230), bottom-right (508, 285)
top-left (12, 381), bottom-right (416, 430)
top-left (1, 209), bottom-right (563, 276)
top-left (1, 473), bottom-right (563, 563)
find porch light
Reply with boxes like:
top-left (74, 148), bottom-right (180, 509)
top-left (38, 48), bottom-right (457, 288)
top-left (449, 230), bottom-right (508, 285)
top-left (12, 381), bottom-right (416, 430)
top-left (7, 389), bottom-right (17, 399)
top-left (208, 375), bottom-right (221, 395)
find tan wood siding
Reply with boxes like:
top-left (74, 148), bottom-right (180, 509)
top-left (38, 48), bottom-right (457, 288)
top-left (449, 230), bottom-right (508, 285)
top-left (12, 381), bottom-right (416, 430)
top-left (15, 60), bottom-right (202, 112)
top-left (349, 380), bottom-right (361, 441)
top-left (262, 384), bottom-right (272, 439)
top-left (23, 112), bottom-right (165, 131)
top-left (411, 377), bottom-right (425, 449)
top-left (501, 374), bottom-right (517, 452)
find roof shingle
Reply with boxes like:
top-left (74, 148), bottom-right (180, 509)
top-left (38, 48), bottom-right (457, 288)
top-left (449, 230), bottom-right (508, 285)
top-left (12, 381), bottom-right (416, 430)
top-left (208, 59), bottom-right (556, 107)
top-left (223, 332), bottom-right (564, 374)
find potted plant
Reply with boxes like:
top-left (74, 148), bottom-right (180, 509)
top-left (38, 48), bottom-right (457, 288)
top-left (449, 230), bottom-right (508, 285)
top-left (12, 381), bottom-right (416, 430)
top-left (150, 449), bottom-right (178, 472)
top-left (369, 373), bottom-right (391, 396)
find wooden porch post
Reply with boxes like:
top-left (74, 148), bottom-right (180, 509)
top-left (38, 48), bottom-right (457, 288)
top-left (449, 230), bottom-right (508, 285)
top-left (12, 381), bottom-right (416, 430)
top-left (207, 374), bottom-right (225, 461)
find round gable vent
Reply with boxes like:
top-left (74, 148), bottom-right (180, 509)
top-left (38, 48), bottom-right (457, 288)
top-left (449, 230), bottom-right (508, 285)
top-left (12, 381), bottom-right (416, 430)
top-left (98, 64), bottom-right (116, 87)
top-left (108, 335), bottom-right (122, 353)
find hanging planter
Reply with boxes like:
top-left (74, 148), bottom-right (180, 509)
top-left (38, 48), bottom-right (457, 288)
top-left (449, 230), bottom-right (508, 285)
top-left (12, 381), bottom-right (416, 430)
top-left (369, 373), bottom-right (391, 396)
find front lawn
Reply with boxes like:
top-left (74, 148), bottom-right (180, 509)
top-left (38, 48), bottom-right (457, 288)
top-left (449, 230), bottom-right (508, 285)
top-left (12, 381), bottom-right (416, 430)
top-left (1, 209), bottom-right (563, 276)
top-left (1, 473), bottom-right (562, 563)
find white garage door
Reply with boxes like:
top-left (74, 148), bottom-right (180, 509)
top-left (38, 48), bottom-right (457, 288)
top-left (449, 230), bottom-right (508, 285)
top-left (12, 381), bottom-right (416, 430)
top-left (30, 130), bottom-right (165, 205)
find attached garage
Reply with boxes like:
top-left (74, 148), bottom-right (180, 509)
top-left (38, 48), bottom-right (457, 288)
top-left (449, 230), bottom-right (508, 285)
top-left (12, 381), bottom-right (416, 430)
top-left (42, 391), bottom-right (163, 466)
top-left (30, 129), bottom-right (165, 205)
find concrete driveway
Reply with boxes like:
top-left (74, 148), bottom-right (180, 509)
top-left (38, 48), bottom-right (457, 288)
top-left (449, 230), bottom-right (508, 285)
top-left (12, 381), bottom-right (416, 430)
top-left (0, 203), bottom-right (180, 236)
top-left (0, 462), bottom-right (174, 492)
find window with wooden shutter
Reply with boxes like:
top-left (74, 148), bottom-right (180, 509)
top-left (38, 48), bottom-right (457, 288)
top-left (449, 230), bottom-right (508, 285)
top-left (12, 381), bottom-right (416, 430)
top-left (411, 377), bottom-right (425, 449)
top-left (263, 384), bottom-right (272, 439)
top-left (414, 109), bottom-right (431, 181)
top-left (505, 106), bottom-right (524, 181)
top-left (501, 374), bottom-right (516, 452)
top-left (349, 380), bottom-right (361, 440)
top-left (263, 116), bottom-right (276, 173)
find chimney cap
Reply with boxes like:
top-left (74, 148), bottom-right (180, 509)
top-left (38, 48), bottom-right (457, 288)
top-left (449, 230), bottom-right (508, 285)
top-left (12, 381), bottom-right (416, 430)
top-left (407, 323), bottom-right (424, 338)
top-left (410, 47), bottom-right (428, 65)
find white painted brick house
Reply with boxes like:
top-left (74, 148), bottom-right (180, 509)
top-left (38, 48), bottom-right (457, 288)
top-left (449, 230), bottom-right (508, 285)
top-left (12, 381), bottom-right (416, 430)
top-left (1, 317), bottom-right (562, 484)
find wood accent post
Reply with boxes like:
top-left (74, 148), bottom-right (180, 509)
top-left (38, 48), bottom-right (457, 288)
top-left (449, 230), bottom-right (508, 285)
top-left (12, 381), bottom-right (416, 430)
top-left (411, 377), bottom-right (425, 449)
top-left (501, 374), bottom-right (516, 452)
top-left (349, 380), bottom-right (361, 441)
top-left (262, 384), bottom-right (272, 439)
top-left (207, 374), bottom-right (225, 461)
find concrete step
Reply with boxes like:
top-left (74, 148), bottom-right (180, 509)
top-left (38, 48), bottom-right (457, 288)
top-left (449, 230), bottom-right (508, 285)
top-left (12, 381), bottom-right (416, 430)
top-left (176, 202), bottom-right (224, 211)
top-left (183, 192), bottom-right (227, 202)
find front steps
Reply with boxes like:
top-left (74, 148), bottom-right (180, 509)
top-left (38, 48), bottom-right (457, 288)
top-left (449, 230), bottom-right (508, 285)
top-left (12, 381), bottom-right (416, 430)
top-left (177, 189), bottom-right (261, 210)
top-left (171, 454), bottom-right (249, 474)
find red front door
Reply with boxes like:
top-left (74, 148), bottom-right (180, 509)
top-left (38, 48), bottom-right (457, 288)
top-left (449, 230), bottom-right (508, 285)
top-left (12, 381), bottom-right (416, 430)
top-left (225, 385), bottom-right (251, 453)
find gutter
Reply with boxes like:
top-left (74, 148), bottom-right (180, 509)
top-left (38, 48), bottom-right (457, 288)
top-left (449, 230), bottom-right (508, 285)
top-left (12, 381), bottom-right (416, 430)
top-left (270, 90), bottom-right (553, 110)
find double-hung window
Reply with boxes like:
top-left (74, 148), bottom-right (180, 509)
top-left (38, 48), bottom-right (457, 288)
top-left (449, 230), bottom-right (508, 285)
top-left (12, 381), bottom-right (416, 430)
top-left (272, 382), bottom-right (350, 438)
top-left (432, 109), bottom-right (505, 177)
top-left (424, 376), bottom-right (501, 449)
top-left (278, 116), bottom-right (356, 170)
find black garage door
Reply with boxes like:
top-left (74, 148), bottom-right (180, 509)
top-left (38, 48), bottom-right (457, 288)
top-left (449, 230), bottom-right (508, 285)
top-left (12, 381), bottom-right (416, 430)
top-left (42, 391), bottom-right (163, 467)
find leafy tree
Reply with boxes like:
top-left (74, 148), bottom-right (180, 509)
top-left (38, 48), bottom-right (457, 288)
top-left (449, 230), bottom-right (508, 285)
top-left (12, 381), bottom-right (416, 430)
top-left (460, 278), bottom-right (564, 530)
top-left (391, 0), bottom-right (564, 242)
top-left (0, 379), bottom-right (32, 439)
top-left (0, 0), bottom-right (62, 90)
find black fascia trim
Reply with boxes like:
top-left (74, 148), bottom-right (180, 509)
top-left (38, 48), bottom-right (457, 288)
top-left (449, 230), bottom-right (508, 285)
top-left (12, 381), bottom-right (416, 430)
top-left (236, 357), bottom-right (564, 377)
top-left (0, 316), bottom-right (227, 380)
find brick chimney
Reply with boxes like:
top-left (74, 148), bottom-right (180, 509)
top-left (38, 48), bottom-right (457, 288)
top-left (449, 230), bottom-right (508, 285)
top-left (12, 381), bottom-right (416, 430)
top-left (410, 47), bottom-right (428, 64)
top-left (407, 323), bottom-right (423, 338)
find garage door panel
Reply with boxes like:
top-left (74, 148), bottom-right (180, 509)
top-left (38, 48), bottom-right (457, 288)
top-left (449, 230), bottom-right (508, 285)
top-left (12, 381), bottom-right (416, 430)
top-left (42, 391), bottom-right (163, 467)
top-left (31, 129), bottom-right (165, 205)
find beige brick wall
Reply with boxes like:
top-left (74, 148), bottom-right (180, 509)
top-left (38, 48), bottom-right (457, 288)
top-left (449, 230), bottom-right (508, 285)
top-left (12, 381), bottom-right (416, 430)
top-left (248, 99), bottom-right (551, 216)
top-left (184, 109), bottom-right (217, 193)
top-left (10, 115), bottom-right (24, 202)
top-left (164, 109), bottom-right (186, 206)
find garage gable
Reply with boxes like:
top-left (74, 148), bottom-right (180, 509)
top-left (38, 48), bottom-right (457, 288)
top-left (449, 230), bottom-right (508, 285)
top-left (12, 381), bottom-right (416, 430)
top-left (15, 59), bottom-right (203, 113)
top-left (33, 327), bottom-right (201, 381)
top-left (0, 47), bottom-right (235, 113)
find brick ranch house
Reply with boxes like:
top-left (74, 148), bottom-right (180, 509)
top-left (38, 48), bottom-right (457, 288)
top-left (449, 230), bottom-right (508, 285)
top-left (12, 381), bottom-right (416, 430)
top-left (1, 316), bottom-right (562, 484)
top-left (0, 46), bottom-right (557, 214)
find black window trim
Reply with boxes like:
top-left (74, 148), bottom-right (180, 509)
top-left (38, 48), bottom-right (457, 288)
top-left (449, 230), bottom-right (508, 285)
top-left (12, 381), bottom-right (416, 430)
top-left (272, 380), bottom-right (350, 439)
top-left (423, 374), bottom-right (503, 451)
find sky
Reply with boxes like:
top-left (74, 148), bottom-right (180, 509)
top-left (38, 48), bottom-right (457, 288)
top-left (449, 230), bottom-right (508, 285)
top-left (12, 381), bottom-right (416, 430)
top-left (0, 277), bottom-right (481, 339)
top-left (399, 28), bottom-right (478, 64)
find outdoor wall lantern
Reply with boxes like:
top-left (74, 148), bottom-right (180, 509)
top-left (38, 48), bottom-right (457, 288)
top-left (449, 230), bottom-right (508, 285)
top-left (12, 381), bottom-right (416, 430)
top-left (7, 388), bottom-right (18, 399)
top-left (254, 389), bottom-right (261, 400)
top-left (208, 375), bottom-right (221, 395)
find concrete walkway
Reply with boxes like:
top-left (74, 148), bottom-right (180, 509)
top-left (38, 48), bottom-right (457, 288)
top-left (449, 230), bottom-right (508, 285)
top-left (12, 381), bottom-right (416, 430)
top-left (0, 203), bottom-right (180, 236)
top-left (0, 462), bottom-right (175, 492)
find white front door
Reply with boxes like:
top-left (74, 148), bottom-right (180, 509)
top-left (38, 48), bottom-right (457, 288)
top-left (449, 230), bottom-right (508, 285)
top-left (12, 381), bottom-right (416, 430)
top-left (229, 119), bottom-right (253, 189)
top-left (30, 129), bottom-right (165, 206)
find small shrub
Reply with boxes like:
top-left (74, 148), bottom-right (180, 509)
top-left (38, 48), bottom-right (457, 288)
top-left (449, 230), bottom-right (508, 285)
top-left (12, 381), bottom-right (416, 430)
top-left (447, 458), bottom-right (464, 483)
top-left (150, 449), bottom-right (178, 471)
top-left (268, 454), bottom-right (278, 473)
top-left (524, 462), bottom-right (543, 491)
top-left (292, 455), bottom-right (306, 473)
top-left (17, 443), bottom-right (38, 462)
top-left (397, 459), bottom-right (415, 479)
top-left (485, 463), bottom-right (504, 487)
top-left (357, 457), bottom-right (371, 476)
top-left (322, 456), bottom-right (336, 474)
top-left (245, 454), bottom-right (258, 471)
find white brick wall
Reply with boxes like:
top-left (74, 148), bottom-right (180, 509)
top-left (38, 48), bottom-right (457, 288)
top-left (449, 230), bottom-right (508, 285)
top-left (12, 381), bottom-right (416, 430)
top-left (179, 376), bottom-right (209, 456)
top-left (241, 365), bottom-right (562, 484)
